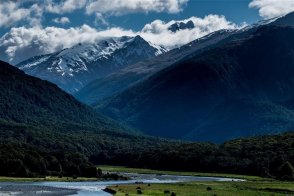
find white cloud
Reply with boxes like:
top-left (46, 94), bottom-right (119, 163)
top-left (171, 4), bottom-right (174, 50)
top-left (0, 15), bottom-right (240, 64)
top-left (249, 0), bottom-right (294, 19)
top-left (45, 0), bottom-right (87, 14)
top-left (44, 0), bottom-right (189, 17)
top-left (52, 17), bottom-right (71, 24)
top-left (0, 1), bottom-right (42, 28)
top-left (86, 0), bottom-right (189, 15)
top-left (140, 15), bottom-right (240, 49)
top-left (94, 13), bottom-right (109, 26)
top-left (0, 25), bottom-right (135, 64)
top-left (0, 0), bottom-right (190, 28)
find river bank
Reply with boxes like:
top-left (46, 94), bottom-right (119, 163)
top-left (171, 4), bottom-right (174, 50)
top-left (98, 165), bottom-right (267, 181)
top-left (1, 167), bottom-right (293, 196)
top-left (0, 173), bottom-right (244, 195)
top-left (100, 166), bottom-right (294, 195)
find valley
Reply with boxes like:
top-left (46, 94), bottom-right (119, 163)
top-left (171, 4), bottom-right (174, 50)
top-left (1, 167), bottom-right (292, 196)
top-left (0, 2), bottom-right (294, 195)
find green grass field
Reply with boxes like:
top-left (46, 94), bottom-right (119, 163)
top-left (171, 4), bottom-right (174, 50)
top-left (108, 181), bottom-right (294, 196)
top-left (98, 165), bottom-right (267, 181)
top-left (100, 165), bottom-right (294, 196)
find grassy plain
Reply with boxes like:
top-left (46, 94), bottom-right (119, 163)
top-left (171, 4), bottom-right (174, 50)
top-left (108, 181), bottom-right (294, 196)
top-left (100, 165), bottom-right (294, 196)
top-left (98, 165), bottom-right (267, 181)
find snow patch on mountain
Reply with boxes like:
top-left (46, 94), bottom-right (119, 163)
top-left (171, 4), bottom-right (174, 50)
top-left (16, 35), bottom-right (166, 93)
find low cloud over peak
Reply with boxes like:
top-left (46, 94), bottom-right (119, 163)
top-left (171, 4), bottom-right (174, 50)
top-left (0, 25), bottom-right (135, 64)
top-left (0, 14), bottom-right (240, 64)
top-left (140, 15), bottom-right (240, 48)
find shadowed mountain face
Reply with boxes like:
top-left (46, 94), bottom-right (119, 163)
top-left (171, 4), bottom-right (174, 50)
top-left (272, 12), bottom-right (294, 26)
top-left (97, 25), bottom-right (294, 143)
top-left (0, 60), bottom-right (131, 134)
top-left (76, 13), bottom-right (293, 106)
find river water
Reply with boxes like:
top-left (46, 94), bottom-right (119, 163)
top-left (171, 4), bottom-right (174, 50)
top-left (0, 173), bottom-right (244, 195)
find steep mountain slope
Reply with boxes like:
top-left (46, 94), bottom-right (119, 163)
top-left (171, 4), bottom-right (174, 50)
top-left (0, 60), bottom-right (133, 134)
top-left (16, 36), bottom-right (165, 93)
top-left (75, 29), bottom-right (237, 104)
top-left (0, 60), bottom-right (145, 177)
top-left (271, 11), bottom-right (294, 26)
top-left (97, 24), bottom-right (294, 142)
top-left (76, 17), bottom-right (280, 105)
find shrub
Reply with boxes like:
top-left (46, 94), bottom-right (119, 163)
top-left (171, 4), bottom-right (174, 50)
top-left (164, 190), bottom-right (170, 193)
top-left (277, 161), bottom-right (294, 181)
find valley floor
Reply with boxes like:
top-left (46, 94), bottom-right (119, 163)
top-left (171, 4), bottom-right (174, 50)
top-left (0, 166), bottom-right (293, 195)
top-left (101, 166), bottom-right (294, 196)
top-left (98, 165), bottom-right (265, 181)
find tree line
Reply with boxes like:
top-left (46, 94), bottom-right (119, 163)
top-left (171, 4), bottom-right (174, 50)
top-left (1, 120), bottom-right (293, 180)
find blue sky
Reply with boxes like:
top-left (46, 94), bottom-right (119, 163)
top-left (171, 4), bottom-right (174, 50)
top-left (106, 0), bottom-right (261, 31)
top-left (0, 0), bottom-right (261, 36)
top-left (0, 0), bottom-right (293, 64)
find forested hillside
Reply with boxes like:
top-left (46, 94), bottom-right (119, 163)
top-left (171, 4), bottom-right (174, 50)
top-left (0, 60), bottom-right (137, 177)
top-left (0, 61), bottom-right (293, 181)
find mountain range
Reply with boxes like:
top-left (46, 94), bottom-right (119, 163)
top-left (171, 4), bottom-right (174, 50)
top-left (16, 35), bottom-right (166, 93)
top-left (74, 17), bottom-right (280, 105)
top-left (1, 11), bottom-right (294, 180)
top-left (95, 13), bottom-right (294, 142)
top-left (8, 12), bottom-right (294, 143)
top-left (75, 29), bottom-right (237, 104)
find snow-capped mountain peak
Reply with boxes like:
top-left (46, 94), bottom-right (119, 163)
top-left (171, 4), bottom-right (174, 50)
top-left (16, 35), bottom-right (166, 93)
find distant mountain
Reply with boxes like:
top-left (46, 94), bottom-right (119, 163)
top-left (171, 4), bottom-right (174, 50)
top-left (16, 35), bottom-right (166, 93)
top-left (75, 29), bottom-right (237, 104)
top-left (168, 20), bottom-right (195, 32)
top-left (97, 14), bottom-right (294, 142)
top-left (77, 14), bottom-right (283, 105)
